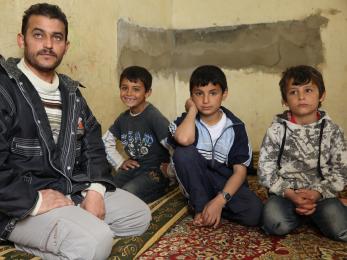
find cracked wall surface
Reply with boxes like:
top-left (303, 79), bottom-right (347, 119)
top-left (118, 14), bottom-right (328, 81)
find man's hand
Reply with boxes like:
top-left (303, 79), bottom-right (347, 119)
top-left (120, 159), bottom-right (140, 170)
top-left (201, 194), bottom-right (225, 228)
top-left (80, 190), bottom-right (105, 220)
top-left (37, 189), bottom-right (74, 215)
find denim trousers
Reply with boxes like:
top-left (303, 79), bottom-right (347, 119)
top-left (114, 165), bottom-right (169, 203)
top-left (262, 195), bottom-right (347, 241)
top-left (173, 145), bottom-right (263, 226)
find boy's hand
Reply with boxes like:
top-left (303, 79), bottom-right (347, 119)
top-left (284, 189), bottom-right (315, 205)
top-left (295, 204), bottom-right (316, 215)
top-left (339, 198), bottom-right (347, 206)
top-left (201, 194), bottom-right (225, 228)
top-left (284, 189), bottom-right (319, 215)
top-left (294, 189), bottom-right (321, 215)
top-left (120, 159), bottom-right (140, 170)
top-left (185, 98), bottom-right (198, 114)
top-left (284, 188), bottom-right (311, 206)
top-left (295, 189), bottom-right (321, 202)
top-left (160, 162), bottom-right (170, 178)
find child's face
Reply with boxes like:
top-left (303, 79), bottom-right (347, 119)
top-left (284, 79), bottom-right (325, 124)
top-left (191, 83), bottom-right (227, 122)
top-left (119, 78), bottom-right (151, 113)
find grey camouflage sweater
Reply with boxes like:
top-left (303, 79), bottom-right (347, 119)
top-left (258, 111), bottom-right (347, 199)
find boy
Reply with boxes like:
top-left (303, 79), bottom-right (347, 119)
top-left (103, 66), bottom-right (170, 203)
top-left (258, 65), bottom-right (347, 241)
top-left (168, 65), bottom-right (263, 227)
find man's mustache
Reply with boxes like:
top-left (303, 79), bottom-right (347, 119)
top-left (37, 49), bottom-right (57, 57)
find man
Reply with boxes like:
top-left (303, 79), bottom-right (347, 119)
top-left (0, 3), bottom-right (151, 259)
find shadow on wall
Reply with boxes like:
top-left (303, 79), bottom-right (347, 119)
top-left (117, 13), bottom-right (328, 81)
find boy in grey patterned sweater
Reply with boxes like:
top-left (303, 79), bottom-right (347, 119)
top-left (258, 65), bottom-right (347, 241)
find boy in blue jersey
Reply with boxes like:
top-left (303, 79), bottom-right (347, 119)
top-left (168, 65), bottom-right (263, 227)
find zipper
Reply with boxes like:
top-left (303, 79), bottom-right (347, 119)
top-left (6, 70), bottom-right (73, 193)
top-left (199, 120), bottom-right (234, 168)
top-left (2, 64), bottom-right (114, 192)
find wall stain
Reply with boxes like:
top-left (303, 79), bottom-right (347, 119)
top-left (118, 14), bottom-right (329, 82)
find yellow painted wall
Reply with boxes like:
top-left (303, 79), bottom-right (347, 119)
top-left (171, 0), bottom-right (347, 149)
top-left (1, 0), bottom-right (346, 150)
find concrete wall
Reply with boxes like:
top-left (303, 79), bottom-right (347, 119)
top-left (1, 0), bottom-right (346, 150)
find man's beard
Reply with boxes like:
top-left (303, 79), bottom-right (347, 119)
top-left (24, 48), bottom-right (63, 73)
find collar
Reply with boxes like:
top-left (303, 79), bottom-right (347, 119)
top-left (288, 111), bottom-right (321, 124)
top-left (17, 58), bottom-right (59, 94)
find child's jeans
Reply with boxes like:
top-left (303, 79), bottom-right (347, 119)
top-left (172, 145), bottom-right (263, 227)
top-left (114, 166), bottom-right (169, 203)
top-left (262, 195), bottom-right (347, 241)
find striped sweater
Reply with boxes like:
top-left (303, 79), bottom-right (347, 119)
top-left (17, 59), bottom-right (62, 144)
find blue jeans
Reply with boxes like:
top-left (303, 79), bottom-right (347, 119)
top-left (262, 195), bottom-right (347, 241)
top-left (173, 145), bottom-right (263, 226)
top-left (114, 166), bottom-right (169, 203)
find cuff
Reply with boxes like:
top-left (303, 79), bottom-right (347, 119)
top-left (81, 183), bottom-right (106, 198)
top-left (115, 158), bottom-right (125, 171)
top-left (30, 191), bottom-right (42, 216)
top-left (269, 180), bottom-right (292, 197)
top-left (310, 185), bottom-right (332, 199)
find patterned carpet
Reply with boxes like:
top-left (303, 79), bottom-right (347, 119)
top-left (140, 176), bottom-right (347, 259)
top-left (140, 216), bottom-right (347, 259)
top-left (0, 174), bottom-right (346, 259)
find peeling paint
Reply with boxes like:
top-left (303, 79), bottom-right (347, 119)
top-left (118, 14), bottom-right (328, 81)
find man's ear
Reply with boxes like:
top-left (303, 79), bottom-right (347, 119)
top-left (222, 89), bottom-right (228, 100)
top-left (64, 40), bottom-right (70, 55)
top-left (145, 88), bottom-right (152, 98)
top-left (17, 33), bottom-right (25, 49)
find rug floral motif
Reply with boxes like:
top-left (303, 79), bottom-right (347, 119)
top-left (140, 215), bottom-right (347, 259)
top-left (140, 175), bottom-right (347, 259)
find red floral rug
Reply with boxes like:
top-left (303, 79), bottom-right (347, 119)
top-left (140, 175), bottom-right (347, 259)
top-left (140, 215), bottom-right (347, 259)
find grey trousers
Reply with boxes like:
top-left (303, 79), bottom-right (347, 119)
top-left (8, 189), bottom-right (151, 260)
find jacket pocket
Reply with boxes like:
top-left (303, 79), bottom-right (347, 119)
top-left (11, 137), bottom-right (43, 157)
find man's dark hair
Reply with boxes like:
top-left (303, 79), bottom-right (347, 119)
top-left (189, 65), bottom-right (228, 94)
top-left (279, 65), bottom-right (325, 103)
top-left (119, 66), bottom-right (152, 92)
top-left (22, 3), bottom-right (68, 40)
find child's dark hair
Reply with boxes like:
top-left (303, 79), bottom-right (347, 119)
top-left (279, 65), bottom-right (325, 103)
top-left (190, 65), bottom-right (228, 94)
top-left (22, 3), bottom-right (68, 40)
top-left (119, 66), bottom-right (152, 92)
